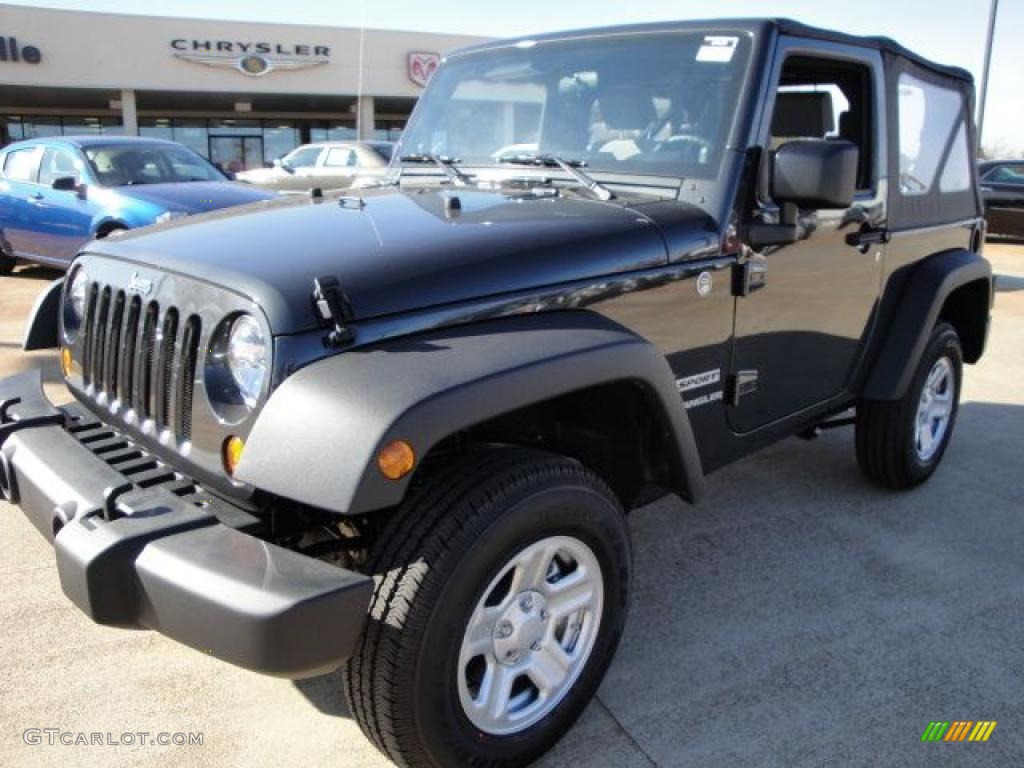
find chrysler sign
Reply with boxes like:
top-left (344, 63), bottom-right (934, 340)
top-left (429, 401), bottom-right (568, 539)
top-left (171, 38), bottom-right (330, 77)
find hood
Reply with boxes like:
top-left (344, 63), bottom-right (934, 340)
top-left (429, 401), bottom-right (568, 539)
top-left (91, 186), bottom-right (716, 335)
top-left (235, 167), bottom-right (280, 184)
top-left (114, 180), bottom-right (277, 213)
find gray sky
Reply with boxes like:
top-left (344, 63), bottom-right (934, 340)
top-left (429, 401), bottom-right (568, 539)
top-left (7, 0), bottom-right (1023, 154)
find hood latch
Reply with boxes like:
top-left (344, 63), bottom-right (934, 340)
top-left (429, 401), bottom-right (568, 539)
top-left (312, 275), bottom-right (356, 348)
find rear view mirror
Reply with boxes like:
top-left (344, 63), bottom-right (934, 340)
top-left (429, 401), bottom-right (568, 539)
top-left (748, 140), bottom-right (858, 247)
top-left (772, 139), bottom-right (858, 210)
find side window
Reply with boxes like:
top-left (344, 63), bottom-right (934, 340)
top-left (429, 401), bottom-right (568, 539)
top-left (286, 146), bottom-right (322, 168)
top-left (897, 73), bottom-right (970, 196)
top-left (38, 147), bottom-right (84, 187)
top-left (3, 147), bottom-right (40, 182)
top-left (985, 165), bottom-right (1024, 185)
top-left (324, 147), bottom-right (355, 167)
top-left (769, 56), bottom-right (874, 191)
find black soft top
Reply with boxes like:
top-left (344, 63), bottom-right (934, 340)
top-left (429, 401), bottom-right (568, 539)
top-left (456, 17), bottom-right (972, 84)
top-left (771, 18), bottom-right (972, 82)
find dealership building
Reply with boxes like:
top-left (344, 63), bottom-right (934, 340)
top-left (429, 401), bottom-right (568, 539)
top-left (0, 4), bottom-right (485, 170)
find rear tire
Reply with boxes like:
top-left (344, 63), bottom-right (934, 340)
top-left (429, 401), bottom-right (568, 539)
top-left (344, 447), bottom-right (631, 768)
top-left (856, 322), bottom-right (962, 489)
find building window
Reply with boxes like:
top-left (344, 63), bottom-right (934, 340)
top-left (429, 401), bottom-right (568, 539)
top-left (139, 117), bottom-right (174, 142)
top-left (310, 121), bottom-right (357, 143)
top-left (209, 118), bottom-right (262, 136)
top-left (21, 118), bottom-right (62, 139)
top-left (1, 116), bottom-right (124, 146)
top-left (173, 120), bottom-right (210, 158)
top-left (2, 116), bottom-right (26, 145)
top-left (263, 122), bottom-right (299, 165)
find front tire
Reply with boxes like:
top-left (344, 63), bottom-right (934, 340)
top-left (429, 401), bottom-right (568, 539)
top-left (856, 322), bottom-right (963, 489)
top-left (0, 240), bottom-right (15, 275)
top-left (344, 447), bottom-right (631, 768)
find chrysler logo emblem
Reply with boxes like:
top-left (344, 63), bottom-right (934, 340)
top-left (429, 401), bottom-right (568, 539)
top-left (128, 271), bottom-right (152, 297)
top-left (173, 51), bottom-right (327, 77)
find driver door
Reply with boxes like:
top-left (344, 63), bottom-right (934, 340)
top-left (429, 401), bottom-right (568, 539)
top-left (33, 145), bottom-right (98, 264)
top-left (729, 40), bottom-right (887, 433)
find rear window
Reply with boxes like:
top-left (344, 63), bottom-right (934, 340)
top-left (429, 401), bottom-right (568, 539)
top-left (897, 73), bottom-right (972, 196)
top-left (3, 147), bottom-right (39, 182)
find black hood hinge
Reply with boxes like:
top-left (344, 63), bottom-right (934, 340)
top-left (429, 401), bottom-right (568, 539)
top-left (312, 275), bottom-right (356, 348)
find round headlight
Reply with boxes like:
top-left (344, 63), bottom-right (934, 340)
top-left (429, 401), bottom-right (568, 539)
top-left (63, 267), bottom-right (89, 343)
top-left (226, 314), bottom-right (267, 406)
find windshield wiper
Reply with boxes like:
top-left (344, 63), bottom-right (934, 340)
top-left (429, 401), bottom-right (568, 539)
top-left (497, 154), bottom-right (614, 201)
top-left (399, 153), bottom-right (470, 186)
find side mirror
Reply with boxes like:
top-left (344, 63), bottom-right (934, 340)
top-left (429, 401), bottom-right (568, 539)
top-left (748, 140), bottom-right (859, 247)
top-left (274, 157), bottom-right (294, 173)
top-left (773, 139), bottom-right (858, 209)
top-left (52, 176), bottom-right (88, 199)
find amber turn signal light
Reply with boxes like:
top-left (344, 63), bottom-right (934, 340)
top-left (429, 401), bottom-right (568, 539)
top-left (378, 439), bottom-right (415, 480)
top-left (223, 435), bottom-right (245, 476)
top-left (60, 347), bottom-right (72, 377)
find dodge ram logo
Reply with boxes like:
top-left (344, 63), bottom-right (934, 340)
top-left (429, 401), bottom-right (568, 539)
top-left (128, 271), bottom-right (153, 297)
top-left (408, 52), bottom-right (440, 87)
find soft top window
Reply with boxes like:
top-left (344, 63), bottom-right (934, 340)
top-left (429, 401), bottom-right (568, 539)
top-left (897, 73), bottom-right (971, 196)
top-left (887, 55), bottom-right (979, 229)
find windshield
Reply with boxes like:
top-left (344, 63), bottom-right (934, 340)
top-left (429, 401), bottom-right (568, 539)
top-left (400, 31), bottom-right (753, 181)
top-left (84, 143), bottom-right (227, 186)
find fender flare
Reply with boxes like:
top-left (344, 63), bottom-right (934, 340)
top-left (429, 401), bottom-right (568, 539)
top-left (862, 248), bottom-right (991, 400)
top-left (236, 311), bottom-right (705, 515)
top-left (22, 277), bottom-right (64, 351)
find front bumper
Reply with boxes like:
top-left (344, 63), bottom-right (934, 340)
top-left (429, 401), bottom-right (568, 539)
top-left (0, 370), bottom-right (372, 679)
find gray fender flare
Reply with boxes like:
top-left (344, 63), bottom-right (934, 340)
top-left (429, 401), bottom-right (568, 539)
top-left (236, 311), bottom-right (705, 515)
top-left (862, 249), bottom-right (991, 400)
top-left (22, 277), bottom-right (64, 351)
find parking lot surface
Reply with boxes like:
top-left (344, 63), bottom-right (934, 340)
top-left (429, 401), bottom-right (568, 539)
top-left (2, 244), bottom-right (1023, 767)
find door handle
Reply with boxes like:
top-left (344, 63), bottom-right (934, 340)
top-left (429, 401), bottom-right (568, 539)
top-left (28, 192), bottom-right (44, 201)
top-left (846, 227), bottom-right (890, 250)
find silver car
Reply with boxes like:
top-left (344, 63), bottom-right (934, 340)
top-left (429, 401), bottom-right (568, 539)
top-left (236, 141), bottom-right (394, 192)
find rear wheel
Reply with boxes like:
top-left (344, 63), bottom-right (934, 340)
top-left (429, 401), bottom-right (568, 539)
top-left (344, 447), bottom-right (631, 768)
top-left (856, 322), bottom-right (963, 489)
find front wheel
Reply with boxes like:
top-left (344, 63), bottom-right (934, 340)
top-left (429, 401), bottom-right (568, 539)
top-left (344, 448), bottom-right (631, 768)
top-left (0, 240), bottom-right (15, 275)
top-left (856, 322), bottom-right (963, 489)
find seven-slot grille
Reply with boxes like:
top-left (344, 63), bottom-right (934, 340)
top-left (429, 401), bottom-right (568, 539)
top-left (79, 281), bottom-right (202, 443)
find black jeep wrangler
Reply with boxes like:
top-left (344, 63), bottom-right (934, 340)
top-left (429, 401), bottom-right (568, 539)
top-left (1, 18), bottom-right (991, 768)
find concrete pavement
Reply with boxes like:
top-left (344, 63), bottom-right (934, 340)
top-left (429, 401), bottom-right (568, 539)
top-left (1, 244), bottom-right (1022, 767)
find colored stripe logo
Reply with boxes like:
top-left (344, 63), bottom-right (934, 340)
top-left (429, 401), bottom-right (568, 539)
top-left (921, 721), bottom-right (997, 742)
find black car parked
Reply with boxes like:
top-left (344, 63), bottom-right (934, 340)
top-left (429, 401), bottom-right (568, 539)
top-left (980, 160), bottom-right (1024, 238)
top-left (0, 18), bottom-right (991, 768)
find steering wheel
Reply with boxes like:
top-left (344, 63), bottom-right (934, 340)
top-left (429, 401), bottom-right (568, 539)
top-left (900, 173), bottom-right (928, 194)
top-left (653, 134), bottom-right (713, 157)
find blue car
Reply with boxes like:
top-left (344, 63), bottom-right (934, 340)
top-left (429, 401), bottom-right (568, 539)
top-left (0, 136), bottom-right (276, 273)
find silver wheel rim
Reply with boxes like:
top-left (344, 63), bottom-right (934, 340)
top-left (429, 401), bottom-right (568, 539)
top-left (915, 356), bottom-right (955, 462)
top-left (456, 535), bottom-right (604, 736)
